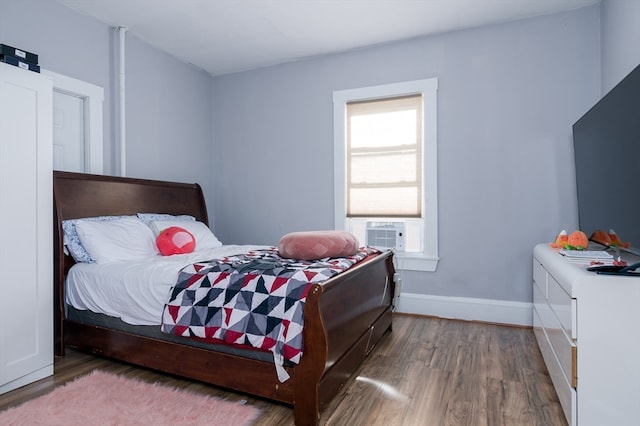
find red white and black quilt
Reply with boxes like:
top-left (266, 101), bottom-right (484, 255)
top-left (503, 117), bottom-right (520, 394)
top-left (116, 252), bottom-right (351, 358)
top-left (161, 247), bottom-right (375, 381)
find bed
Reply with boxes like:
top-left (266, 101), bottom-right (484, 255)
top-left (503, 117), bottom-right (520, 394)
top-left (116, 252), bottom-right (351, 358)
top-left (53, 170), bottom-right (396, 426)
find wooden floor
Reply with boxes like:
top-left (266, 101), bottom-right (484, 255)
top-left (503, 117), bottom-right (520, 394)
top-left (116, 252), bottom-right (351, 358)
top-left (0, 314), bottom-right (567, 425)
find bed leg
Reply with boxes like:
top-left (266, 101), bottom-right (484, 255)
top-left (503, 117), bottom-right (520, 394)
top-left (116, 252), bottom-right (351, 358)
top-left (293, 398), bottom-right (319, 426)
top-left (54, 312), bottom-right (65, 356)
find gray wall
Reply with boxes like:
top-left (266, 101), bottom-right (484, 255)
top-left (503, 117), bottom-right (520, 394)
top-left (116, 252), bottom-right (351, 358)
top-left (601, 0), bottom-right (640, 93)
top-left (3, 1), bottom-right (628, 306)
top-left (212, 7), bottom-right (601, 303)
top-left (0, 0), bottom-right (215, 220)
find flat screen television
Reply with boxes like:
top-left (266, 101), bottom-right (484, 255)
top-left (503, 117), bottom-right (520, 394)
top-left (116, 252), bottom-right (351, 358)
top-left (573, 63), bottom-right (640, 253)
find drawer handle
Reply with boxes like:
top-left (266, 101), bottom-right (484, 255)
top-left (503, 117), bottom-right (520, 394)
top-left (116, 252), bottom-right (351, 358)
top-left (571, 345), bottom-right (578, 388)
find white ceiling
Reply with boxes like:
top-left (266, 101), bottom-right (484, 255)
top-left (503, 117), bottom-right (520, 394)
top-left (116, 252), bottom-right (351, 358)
top-left (56, 0), bottom-right (599, 76)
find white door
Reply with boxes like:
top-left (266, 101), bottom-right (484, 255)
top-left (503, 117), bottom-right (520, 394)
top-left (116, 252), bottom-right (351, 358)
top-left (53, 90), bottom-right (85, 172)
top-left (43, 70), bottom-right (104, 174)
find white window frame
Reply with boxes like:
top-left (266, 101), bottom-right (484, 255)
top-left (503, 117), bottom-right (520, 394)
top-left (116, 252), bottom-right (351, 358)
top-left (42, 69), bottom-right (104, 174)
top-left (333, 78), bottom-right (439, 271)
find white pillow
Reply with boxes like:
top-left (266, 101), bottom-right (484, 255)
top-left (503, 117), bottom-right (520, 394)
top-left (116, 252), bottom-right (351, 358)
top-left (76, 217), bottom-right (159, 263)
top-left (150, 220), bottom-right (222, 250)
top-left (62, 215), bottom-right (135, 263)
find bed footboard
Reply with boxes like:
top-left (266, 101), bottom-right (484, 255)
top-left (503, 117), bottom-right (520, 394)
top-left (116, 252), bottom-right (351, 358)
top-left (293, 251), bottom-right (395, 425)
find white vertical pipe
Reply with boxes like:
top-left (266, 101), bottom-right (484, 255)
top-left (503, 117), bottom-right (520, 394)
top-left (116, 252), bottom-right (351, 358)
top-left (118, 26), bottom-right (127, 176)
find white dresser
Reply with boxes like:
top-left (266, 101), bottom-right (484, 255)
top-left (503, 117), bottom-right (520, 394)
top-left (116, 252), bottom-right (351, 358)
top-left (533, 243), bottom-right (640, 425)
top-left (0, 62), bottom-right (53, 394)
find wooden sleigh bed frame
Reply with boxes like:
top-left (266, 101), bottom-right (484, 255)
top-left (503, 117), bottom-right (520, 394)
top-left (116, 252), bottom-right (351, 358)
top-left (53, 171), bottom-right (396, 425)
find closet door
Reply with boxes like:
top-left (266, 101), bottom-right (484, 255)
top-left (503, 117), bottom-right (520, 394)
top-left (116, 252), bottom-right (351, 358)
top-left (0, 62), bottom-right (53, 394)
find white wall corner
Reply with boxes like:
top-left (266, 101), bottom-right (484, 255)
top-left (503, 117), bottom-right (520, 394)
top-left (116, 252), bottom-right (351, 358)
top-left (396, 292), bottom-right (533, 327)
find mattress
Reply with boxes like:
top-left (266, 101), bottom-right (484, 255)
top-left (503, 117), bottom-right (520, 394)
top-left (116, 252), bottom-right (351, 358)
top-left (65, 244), bottom-right (269, 325)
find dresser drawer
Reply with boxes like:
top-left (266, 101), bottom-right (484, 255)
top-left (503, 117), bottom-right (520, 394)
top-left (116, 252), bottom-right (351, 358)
top-left (533, 282), bottom-right (574, 388)
top-left (533, 259), bottom-right (547, 297)
top-left (533, 306), bottom-right (574, 424)
top-left (547, 273), bottom-right (573, 337)
top-left (533, 277), bottom-right (548, 322)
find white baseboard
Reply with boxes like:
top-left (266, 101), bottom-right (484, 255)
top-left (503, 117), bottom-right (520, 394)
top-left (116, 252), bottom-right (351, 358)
top-left (395, 292), bottom-right (533, 327)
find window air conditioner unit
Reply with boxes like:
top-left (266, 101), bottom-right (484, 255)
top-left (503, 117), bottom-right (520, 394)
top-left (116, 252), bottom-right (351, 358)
top-left (366, 222), bottom-right (405, 251)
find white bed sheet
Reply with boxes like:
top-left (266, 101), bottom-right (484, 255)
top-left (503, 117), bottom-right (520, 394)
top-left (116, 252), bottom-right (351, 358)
top-left (65, 244), bottom-right (270, 325)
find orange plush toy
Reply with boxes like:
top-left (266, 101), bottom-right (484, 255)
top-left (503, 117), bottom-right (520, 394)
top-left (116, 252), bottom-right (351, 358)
top-left (608, 229), bottom-right (631, 248)
top-left (550, 230), bottom-right (568, 249)
top-left (589, 229), bottom-right (631, 248)
top-left (590, 229), bottom-right (611, 246)
top-left (550, 229), bottom-right (589, 250)
top-left (567, 230), bottom-right (589, 250)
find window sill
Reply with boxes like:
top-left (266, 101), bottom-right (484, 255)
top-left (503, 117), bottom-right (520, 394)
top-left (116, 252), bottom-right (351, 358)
top-left (392, 252), bottom-right (439, 272)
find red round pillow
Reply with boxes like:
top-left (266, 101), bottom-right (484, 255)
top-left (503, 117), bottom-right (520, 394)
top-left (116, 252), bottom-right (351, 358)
top-left (156, 226), bottom-right (196, 256)
top-left (278, 230), bottom-right (359, 260)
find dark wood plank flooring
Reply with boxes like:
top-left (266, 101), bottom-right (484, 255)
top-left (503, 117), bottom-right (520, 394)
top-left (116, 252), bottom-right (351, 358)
top-left (0, 314), bottom-right (567, 425)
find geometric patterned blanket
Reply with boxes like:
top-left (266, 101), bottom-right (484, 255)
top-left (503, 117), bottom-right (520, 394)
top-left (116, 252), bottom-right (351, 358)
top-left (161, 246), bottom-right (376, 381)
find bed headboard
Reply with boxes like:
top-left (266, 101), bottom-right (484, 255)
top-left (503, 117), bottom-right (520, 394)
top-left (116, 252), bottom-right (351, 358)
top-left (53, 170), bottom-right (209, 354)
top-left (53, 171), bottom-right (208, 223)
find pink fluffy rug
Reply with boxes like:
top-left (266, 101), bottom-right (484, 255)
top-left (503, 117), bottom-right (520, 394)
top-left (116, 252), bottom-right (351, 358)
top-left (0, 370), bottom-right (261, 425)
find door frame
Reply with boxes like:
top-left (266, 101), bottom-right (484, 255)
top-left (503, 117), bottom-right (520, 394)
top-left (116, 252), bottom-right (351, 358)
top-left (42, 69), bottom-right (104, 174)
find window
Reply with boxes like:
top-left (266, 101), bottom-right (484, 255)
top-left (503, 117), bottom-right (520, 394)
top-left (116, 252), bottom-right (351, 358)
top-left (334, 78), bottom-right (438, 271)
top-left (347, 94), bottom-right (423, 218)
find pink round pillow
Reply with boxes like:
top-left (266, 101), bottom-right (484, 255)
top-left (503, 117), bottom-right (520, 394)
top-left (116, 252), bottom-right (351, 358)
top-left (156, 226), bottom-right (196, 256)
top-left (278, 230), bottom-right (359, 260)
